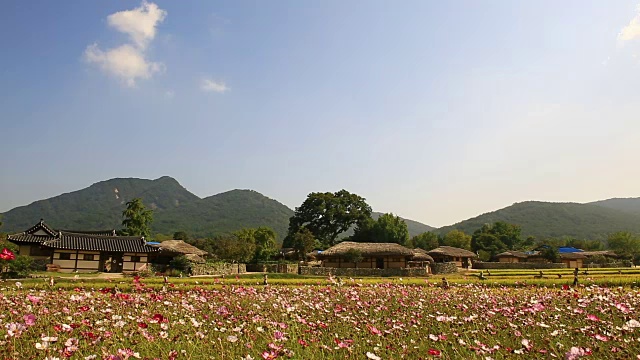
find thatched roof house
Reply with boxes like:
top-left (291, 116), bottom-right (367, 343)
top-left (428, 246), bottom-right (476, 268)
top-left (411, 248), bottom-right (435, 262)
top-left (153, 240), bottom-right (208, 256)
top-left (495, 250), bottom-right (529, 263)
top-left (318, 242), bottom-right (414, 269)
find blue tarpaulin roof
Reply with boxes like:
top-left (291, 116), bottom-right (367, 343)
top-left (146, 242), bottom-right (161, 245)
top-left (558, 247), bottom-right (583, 253)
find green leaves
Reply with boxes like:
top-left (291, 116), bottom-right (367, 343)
top-left (286, 190), bottom-right (372, 248)
top-left (121, 198), bottom-right (153, 239)
top-left (351, 213), bottom-right (409, 245)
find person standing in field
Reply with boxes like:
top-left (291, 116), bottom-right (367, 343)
top-left (572, 268), bottom-right (579, 286)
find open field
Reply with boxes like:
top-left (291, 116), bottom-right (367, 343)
top-left (1, 271), bottom-right (640, 359)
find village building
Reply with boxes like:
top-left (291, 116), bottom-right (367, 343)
top-left (559, 252), bottom-right (586, 269)
top-left (7, 220), bottom-right (163, 273)
top-left (428, 246), bottom-right (477, 268)
top-left (495, 250), bottom-right (529, 263)
top-left (407, 248), bottom-right (434, 273)
top-left (317, 242), bottom-right (414, 269)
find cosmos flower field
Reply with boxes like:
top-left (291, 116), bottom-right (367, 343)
top-left (1, 278), bottom-right (640, 359)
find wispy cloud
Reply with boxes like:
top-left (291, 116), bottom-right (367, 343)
top-left (84, 1), bottom-right (167, 87)
top-left (201, 78), bottom-right (229, 93)
top-left (618, 4), bottom-right (640, 43)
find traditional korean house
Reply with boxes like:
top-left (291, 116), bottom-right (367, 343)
top-left (7, 220), bottom-right (159, 273)
top-left (559, 252), bottom-right (586, 269)
top-left (427, 246), bottom-right (477, 268)
top-left (317, 242), bottom-right (414, 269)
top-left (408, 248), bottom-right (434, 272)
top-left (495, 250), bottom-right (529, 263)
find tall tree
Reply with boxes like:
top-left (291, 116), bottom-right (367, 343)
top-left (442, 230), bottom-right (472, 250)
top-left (253, 227), bottom-right (278, 262)
top-left (471, 222), bottom-right (524, 260)
top-left (212, 233), bottom-right (256, 263)
top-left (408, 231), bottom-right (439, 250)
top-left (284, 190), bottom-right (372, 248)
top-left (121, 198), bottom-right (153, 239)
top-left (291, 227), bottom-right (317, 260)
top-left (351, 213), bottom-right (409, 245)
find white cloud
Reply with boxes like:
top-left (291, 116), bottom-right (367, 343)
top-left (618, 5), bottom-right (640, 43)
top-left (84, 44), bottom-right (163, 87)
top-left (107, 1), bottom-right (167, 49)
top-left (84, 1), bottom-right (166, 87)
top-left (201, 78), bottom-right (229, 93)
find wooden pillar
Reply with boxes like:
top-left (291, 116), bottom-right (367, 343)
top-left (74, 250), bottom-right (79, 272)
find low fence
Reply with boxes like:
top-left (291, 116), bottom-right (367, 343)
top-left (246, 263), bottom-right (299, 274)
top-left (298, 266), bottom-right (428, 277)
top-left (473, 262), bottom-right (567, 270)
top-left (191, 263), bottom-right (247, 276)
top-left (431, 262), bottom-right (458, 274)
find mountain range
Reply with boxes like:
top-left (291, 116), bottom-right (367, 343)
top-left (1, 176), bottom-right (639, 242)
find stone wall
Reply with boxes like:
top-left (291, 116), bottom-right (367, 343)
top-left (298, 266), bottom-right (428, 277)
top-left (191, 263), bottom-right (247, 276)
top-left (473, 262), bottom-right (567, 270)
top-left (431, 262), bottom-right (458, 274)
top-left (246, 263), bottom-right (299, 273)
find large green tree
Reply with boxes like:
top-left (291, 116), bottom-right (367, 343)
top-left (442, 230), bottom-right (472, 250)
top-left (212, 233), bottom-right (256, 263)
top-left (121, 198), bottom-right (153, 239)
top-left (608, 232), bottom-right (640, 261)
top-left (284, 190), bottom-right (372, 248)
top-left (407, 231), bottom-right (440, 250)
top-left (253, 227), bottom-right (278, 262)
top-left (471, 222), bottom-right (526, 260)
top-left (351, 213), bottom-right (409, 245)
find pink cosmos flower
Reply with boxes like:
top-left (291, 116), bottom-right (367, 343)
top-left (24, 314), bottom-right (36, 326)
top-left (586, 314), bottom-right (599, 322)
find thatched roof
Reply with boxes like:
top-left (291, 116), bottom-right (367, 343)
top-left (318, 242), bottom-right (414, 258)
top-left (581, 250), bottom-right (618, 257)
top-left (428, 246), bottom-right (477, 258)
top-left (496, 250), bottom-right (528, 258)
top-left (411, 248), bottom-right (434, 262)
top-left (559, 252), bottom-right (586, 260)
top-left (184, 254), bottom-right (206, 263)
top-left (153, 240), bottom-right (208, 256)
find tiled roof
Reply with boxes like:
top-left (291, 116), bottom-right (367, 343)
top-left (43, 234), bottom-right (159, 253)
top-left (59, 230), bottom-right (117, 236)
top-left (7, 234), bottom-right (49, 244)
top-left (7, 220), bottom-right (159, 253)
top-left (24, 220), bottom-right (57, 236)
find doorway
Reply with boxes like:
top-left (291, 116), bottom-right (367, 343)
top-left (101, 253), bottom-right (124, 273)
top-left (376, 258), bottom-right (384, 269)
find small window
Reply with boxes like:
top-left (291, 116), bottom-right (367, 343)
top-left (131, 256), bottom-right (141, 262)
top-left (59, 253), bottom-right (71, 260)
top-left (83, 254), bottom-right (95, 261)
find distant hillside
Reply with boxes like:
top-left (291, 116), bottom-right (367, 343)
top-left (590, 197), bottom-right (640, 216)
top-left (437, 201), bottom-right (640, 240)
top-left (0, 176), bottom-right (199, 232)
top-left (155, 190), bottom-right (294, 240)
top-left (0, 177), bottom-right (293, 240)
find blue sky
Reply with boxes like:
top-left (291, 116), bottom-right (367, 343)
top-left (2, 1), bottom-right (640, 227)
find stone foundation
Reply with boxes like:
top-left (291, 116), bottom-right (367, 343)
top-left (431, 262), bottom-right (458, 274)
